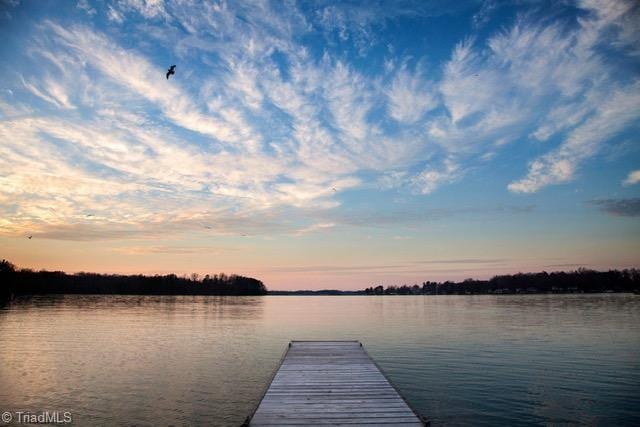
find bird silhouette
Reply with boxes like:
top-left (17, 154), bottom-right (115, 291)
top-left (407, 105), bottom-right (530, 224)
top-left (166, 65), bottom-right (176, 80)
top-left (332, 188), bottom-right (337, 192)
top-left (27, 236), bottom-right (32, 239)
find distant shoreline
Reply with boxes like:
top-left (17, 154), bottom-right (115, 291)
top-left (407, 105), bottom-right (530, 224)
top-left (273, 268), bottom-right (639, 295)
top-left (2, 259), bottom-right (638, 299)
top-left (268, 290), bottom-right (637, 295)
top-left (0, 259), bottom-right (267, 300)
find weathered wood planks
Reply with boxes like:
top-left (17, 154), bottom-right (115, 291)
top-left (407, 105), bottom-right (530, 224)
top-left (248, 341), bottom-right (424, 426)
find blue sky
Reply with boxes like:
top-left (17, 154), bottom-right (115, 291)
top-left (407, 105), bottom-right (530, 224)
top-left (0, 0), bottom-right (639, 289)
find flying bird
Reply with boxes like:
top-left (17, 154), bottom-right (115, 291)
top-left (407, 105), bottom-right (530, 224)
top-left (27, 236), bottom-right (32, 239)
top-left (166, 65), bottom-right (176, 80)
top-left (332, 188), bottom-right (337, 192)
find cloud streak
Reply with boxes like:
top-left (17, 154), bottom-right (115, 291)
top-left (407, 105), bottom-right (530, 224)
top-left (588, 198), bottom-right (640, 217)
top-left (268, 258), bottom-right (509, 273)
top-left (110, 245), bottom-right (239, 255)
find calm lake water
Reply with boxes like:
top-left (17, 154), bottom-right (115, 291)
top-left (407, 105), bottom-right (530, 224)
top-left (1, 294), bottom-right (639, 426)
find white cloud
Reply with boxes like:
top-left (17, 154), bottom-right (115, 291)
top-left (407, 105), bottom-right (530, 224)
top-left (44, 22), bottom-right (249, 146)
top-left (117, 0), bottom-right (169, 20)
top-left (76, 0), bottom-right (96, 16)
top-left (410, 158), bottom-right (460, 195)
top-left (292, 222), bottom-right (336, 236)
top-left (1, 17), bottom-right (372, 238)
top-left (21, 76), bottom-right (75, 109)
top-left (225, 60), bottom-right (264, 110)
top-left (472, 0), bottom-right (498, 29)
top-left (579, 0), bottom-right (640, 55)
top-left (431, 0), bottom-right (639, 194)
top-left (623, 170), bottom-right (640, 186)
top-left (106, 6), bottom-right (124, 23)
top-left (387, 66), bottom-right (437, 124)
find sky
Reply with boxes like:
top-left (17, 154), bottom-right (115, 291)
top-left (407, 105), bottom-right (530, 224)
top-left (0, 0), bottom-right (639, 290)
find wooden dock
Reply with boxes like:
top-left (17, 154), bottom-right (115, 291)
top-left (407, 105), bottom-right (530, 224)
top-left (248, 340), bottom-right (424, 426)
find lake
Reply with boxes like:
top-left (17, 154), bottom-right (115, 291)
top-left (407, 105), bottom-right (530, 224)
top-left (1, 294), bottom-right (639, 426)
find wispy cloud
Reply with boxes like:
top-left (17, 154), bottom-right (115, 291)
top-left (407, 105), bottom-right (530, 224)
top-left (431, 0), bottom-right (640, 194)
top-left (44, 21), bottom-right (248, 145)
top-left (588, 198), bottom-right (640, 217)
top-left (110, 245), bottom-right (238, 255)
top-left (410, 158), bottom-right (460, 195)
top-left (268, 258), bottom-right (508, 274)
top-left (416, 259), bottom-right (507, 265)
top-left (21, 76), bottom-right (75, 109)
top-left (292, 222), bottom-right (336, 236)
top-left (116, 0), bottom-right (169, 20)
top-left (386, 65), bottom-right (437, 124)
top-left (509, 84), bottom-right (640, 193)
top-left (326, 204), bottom-right (535, 228)
top-left (106, 5), bottom-right (124, 23)
top-left (0, 0), bottom-right (638, 244)
top-left (76, 0), bottom-right (96, 16)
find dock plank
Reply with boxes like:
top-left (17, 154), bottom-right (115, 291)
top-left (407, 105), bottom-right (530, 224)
top-left (248, 341), bottom-right (423, 426)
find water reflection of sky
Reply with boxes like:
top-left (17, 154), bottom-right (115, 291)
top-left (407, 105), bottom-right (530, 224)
top-left (1, 294), bottom-right (639, 425)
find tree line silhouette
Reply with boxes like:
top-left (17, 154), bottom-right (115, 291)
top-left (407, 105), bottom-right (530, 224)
top-left (0, 259), bottom-right (267, 300)
top-left (364, 269), bottom-right (640, 295)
